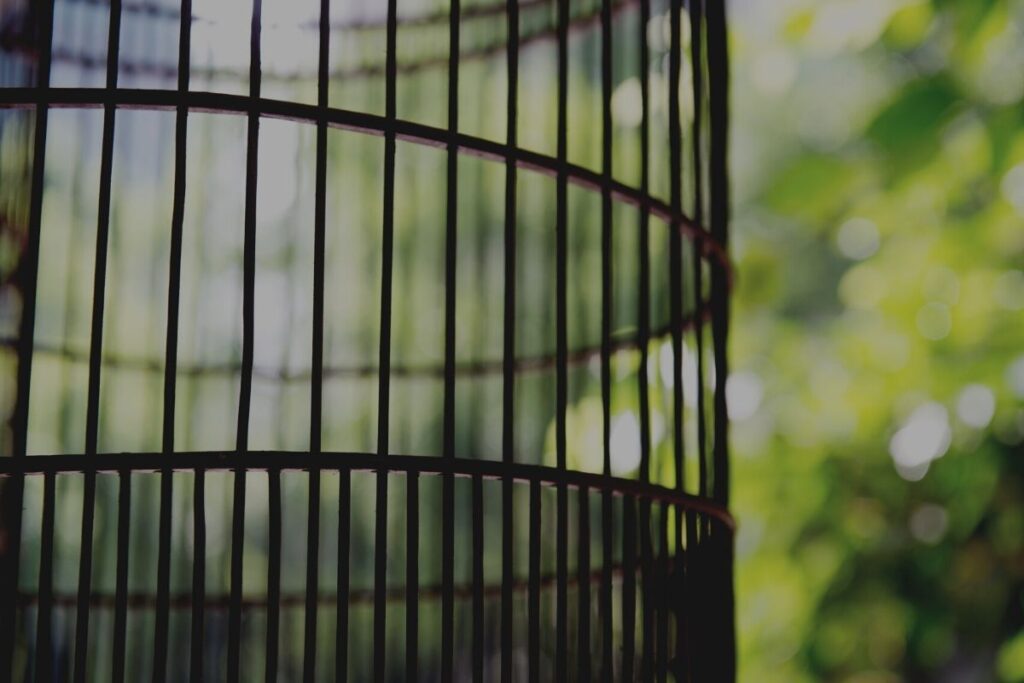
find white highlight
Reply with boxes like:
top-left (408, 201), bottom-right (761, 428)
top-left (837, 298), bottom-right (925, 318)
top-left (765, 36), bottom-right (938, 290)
top-left (956, 384), bottom-right (995, 429)
top-left (1007, 356), bottom-right (1024, 398)
top-left (836, 217), bottom-right (879, 260)
top-left (611, 78), bottom-right (644, 129)
top-left (609, 411), bottom-right (642, 476)
top-left (1001, 163), bottom-right (1024, 216)
top-left (726, 372), bottom-right (764, 422)
top-left (889, 402), bottom-right (951, 480)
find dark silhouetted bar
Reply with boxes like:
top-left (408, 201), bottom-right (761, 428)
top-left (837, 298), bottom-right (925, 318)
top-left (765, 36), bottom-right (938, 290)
top-left (227, 0), bottom-right (262, 678)
top-left (501, 0), bottom-right (519, 675)
top-left (406, 472), bottom-right (420, 680)
top-left (337, 470), bottom-right (352, 682)
top-left (373, 0), bottom-right (399, 676)
top-left (577, 485), bottom-right (592, 679)
top-left (155, 0), bottom-right (193, 676)
top-left (304, 0), bottom-right (330, 676)
top-left (555, 0), bottom-right (570, 675)
top-left (74, 3), bottom-right (122, 678)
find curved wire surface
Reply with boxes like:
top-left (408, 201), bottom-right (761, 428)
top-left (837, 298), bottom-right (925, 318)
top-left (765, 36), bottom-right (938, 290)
top-left (0, 0), bottom-right (734, 680)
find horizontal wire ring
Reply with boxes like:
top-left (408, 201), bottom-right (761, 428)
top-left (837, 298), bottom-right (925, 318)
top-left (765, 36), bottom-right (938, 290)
top-left (0, 450), bottom-right (736, 528)
top-left (0, 86), bottom-right (732, 279)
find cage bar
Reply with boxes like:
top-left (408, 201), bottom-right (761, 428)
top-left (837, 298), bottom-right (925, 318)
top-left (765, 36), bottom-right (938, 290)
top-left (0, 0), bottom-right (734, 679)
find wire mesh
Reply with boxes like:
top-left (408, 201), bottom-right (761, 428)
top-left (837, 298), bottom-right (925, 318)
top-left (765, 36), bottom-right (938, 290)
top-left (0, 0), bottom-right (734, 679)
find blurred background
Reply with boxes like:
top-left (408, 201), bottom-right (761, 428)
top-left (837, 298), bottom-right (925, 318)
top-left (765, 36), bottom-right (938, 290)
top-left (729, 0), bottom-right (1024, 680)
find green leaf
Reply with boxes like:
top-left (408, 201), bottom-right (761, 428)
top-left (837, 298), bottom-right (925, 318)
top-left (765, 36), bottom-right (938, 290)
top-left (866, 77), bottom-right (961, 174)
top-left (763, 154), bottom-right (871, 223)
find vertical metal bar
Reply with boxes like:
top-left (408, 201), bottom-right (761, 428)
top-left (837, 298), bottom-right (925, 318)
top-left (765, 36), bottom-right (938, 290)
top-left (373, 0), bottom-right (398, 676)
top-left (372, 473), bottom-right (388, 682)
top-left (621, 494), bottom-right (637, 681)
top-left (719, 521), bottom-right (738, 683)
top-left (336, 470), bottom-right (352, 682)
top-left (472, 475), bottom-right (485, 680)
top-left (228, 468), bottom-right (247, 683)
top-left (668, 0), bottom-right (685, 496)
top-left (500, 0), bottom-right (519, 677)
top-left (2, 0), bottom-right (53, 669)
top-left (156, 0), bottom-right (193, 677)
top-left (640, 496), bottom-right (655, 677)
top-left (2, 2), bottom-right (53, 672)
top-left (678, 509), bottom-right (693, 682)
top-left (304, 424), bottom-right (323, 681)
top-left (153, 468), bottom-right (173, 681)
top-left (689, 0), bottom-right (708, 506)
top-left (707, 2), bottom-right (734, 678)
top-left (652, 0), bottom-right (686, 677)
top-left (637, 0), bottom-right (655, 675)
top-left (266, 469), bottom-right (282, 682)
top-left (554, 0), bottom-right (570, 674)
top-left (681, 2), bottom-right (707, 677)
top-left (304, 0), bottom-right (330, 676)
top-left (190, 470), bottom-right (206, 682)
top-left (76, 3), bottom-right (123, 678)
top-left (441, 0), bottom-right (460, 676)
top-left (577, 485), bottom-right (591, 680)
top-left (598, 0), bottom-right (615, 675)
top-left (0, 484), bottom-right (24, 676)
top-left (112, 471), bottom-right (131, 683)
top-left (707, 0), bottom-right (730, 509)
top-left (527, 479), bottom-right (541, 681)
top-left (675, 506), bottom-right (692, 682)
top-left (228, 1), bottom-right (262, 678)
top-left (35, 473), bottom-right (56, 682)
top-left (73, 470), bottom-right (97, 682)
top-left (405, 472), bottom-right (419, 681)
top-left (600, 488), bottom-right (614, 680)
top-left (655, 503), bottom-right (669, 681)
top-left (500, 476), bottom-right (514, 683)
top-left (637, 0), bottom-right (652, 492)
top-left (441, 475), bottom-right (454, 681)
top-left (443, 0), bottom-right (461, 500)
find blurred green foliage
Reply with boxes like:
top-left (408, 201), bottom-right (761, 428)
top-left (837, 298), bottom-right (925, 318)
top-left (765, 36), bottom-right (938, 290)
top-left (729, 0), bottom-right (1024, 680)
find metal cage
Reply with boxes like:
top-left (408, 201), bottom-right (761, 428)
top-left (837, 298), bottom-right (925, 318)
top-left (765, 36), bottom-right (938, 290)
top-left (0, 0), bottom-right (733, 679)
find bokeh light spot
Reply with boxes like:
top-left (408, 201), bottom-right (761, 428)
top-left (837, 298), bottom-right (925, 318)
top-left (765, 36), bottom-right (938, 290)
top-left (909, 503), bottom-right (949, 544)
top-left (994, 270), bottom-right (1024, 310)
top-left (727, 371), bottom-right (764, 422)
top-left (956, 384), bottom-right (996, 429)
top-left (611, 77), bottom-right (643, 129)
top-left (609, 411), bottom-right (642, 476)
top-left (916, 302), bottom-right (951, 340)
top-left (839, 264), bottom-right (886, 310)
top-left (889, 402), bottom-right (951, 477)
top-left (1001, 163), bottom-right (1024, 216)
top-left (836, 217), bottom-right (880, 260)
top-left (1007, 356), bottom-right (1024, 398)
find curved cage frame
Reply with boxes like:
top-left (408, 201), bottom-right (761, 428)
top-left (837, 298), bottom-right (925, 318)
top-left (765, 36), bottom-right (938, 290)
top-left (0, 0), bottom-right (734, 679)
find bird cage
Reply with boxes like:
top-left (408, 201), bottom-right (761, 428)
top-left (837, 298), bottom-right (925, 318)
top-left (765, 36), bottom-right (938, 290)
top-left (0, 0), bottom-right (733, 679)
